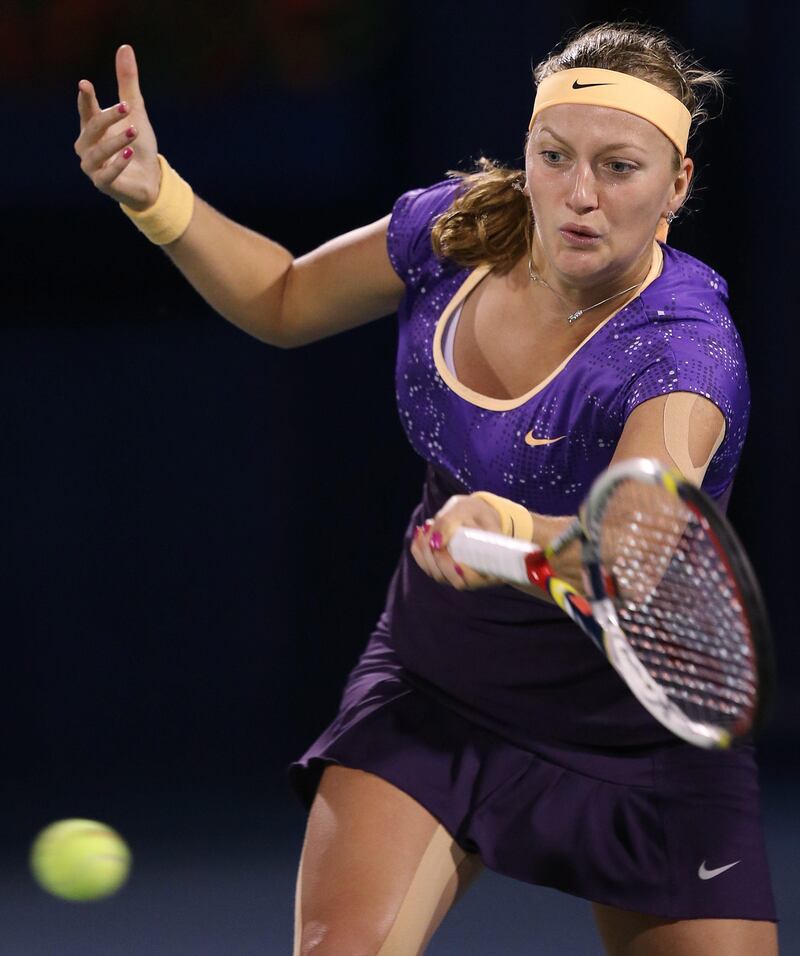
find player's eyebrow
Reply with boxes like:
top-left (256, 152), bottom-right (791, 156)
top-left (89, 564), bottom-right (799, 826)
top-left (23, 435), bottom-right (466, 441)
top-left (536, 125), bottom-right (646, 154)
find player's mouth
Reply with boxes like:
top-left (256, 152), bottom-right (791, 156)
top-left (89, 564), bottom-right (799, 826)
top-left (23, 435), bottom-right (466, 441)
top-left (559, 223), bottom-right (602, 247)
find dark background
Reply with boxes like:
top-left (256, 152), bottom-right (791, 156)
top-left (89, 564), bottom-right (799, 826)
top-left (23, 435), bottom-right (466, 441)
top-left (2, 1), bottom-right (798, 952)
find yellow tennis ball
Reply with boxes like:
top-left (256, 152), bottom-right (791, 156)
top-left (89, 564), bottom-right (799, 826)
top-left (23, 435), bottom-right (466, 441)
top-left (30, 819), bottom-right (131, 902)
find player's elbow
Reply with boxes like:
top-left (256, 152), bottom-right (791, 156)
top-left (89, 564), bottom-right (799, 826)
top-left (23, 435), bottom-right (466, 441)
top-left (235, 265), bottom-right (298, 349)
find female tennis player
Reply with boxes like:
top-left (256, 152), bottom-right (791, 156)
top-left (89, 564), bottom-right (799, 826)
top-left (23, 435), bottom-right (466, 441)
top-left (74, 21), bottom-right (778, 955)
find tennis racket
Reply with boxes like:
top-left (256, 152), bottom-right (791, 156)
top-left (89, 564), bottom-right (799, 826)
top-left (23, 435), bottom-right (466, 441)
top-left (448, 457), bottom-right (774, 750)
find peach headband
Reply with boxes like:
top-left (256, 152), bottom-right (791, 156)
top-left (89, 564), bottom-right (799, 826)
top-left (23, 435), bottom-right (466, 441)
top-left (529, 68), bottom-right (691, 158)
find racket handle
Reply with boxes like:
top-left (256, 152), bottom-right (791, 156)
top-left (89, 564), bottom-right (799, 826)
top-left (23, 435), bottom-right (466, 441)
top-left (448, 527), bottom-right (542, 586)
top-left (448, 529), bottom-right (599, 643)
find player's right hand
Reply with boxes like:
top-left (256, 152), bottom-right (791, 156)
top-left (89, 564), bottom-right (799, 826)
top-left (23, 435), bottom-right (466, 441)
top-left (74, 44), bottom-right (161, 211)
top-left (411, 494), bottom-right (504, 591)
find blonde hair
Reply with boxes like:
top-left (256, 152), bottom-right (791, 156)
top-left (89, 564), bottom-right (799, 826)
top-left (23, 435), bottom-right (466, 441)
top-left (430, 21), bottom-right (725, 275)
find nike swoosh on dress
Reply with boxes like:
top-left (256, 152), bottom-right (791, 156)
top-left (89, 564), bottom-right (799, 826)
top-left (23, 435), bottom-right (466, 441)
top-left (524, 432), bottom-right (566, 447)
top-left (698, 860), bottom-right (741, 880)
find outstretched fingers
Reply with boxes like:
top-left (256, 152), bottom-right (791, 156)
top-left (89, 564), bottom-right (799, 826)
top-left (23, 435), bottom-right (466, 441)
top-left (116, 44), bottom-right (144, 106)
top-left (74, 42), bottom-right (160, 208)
top-left (76, 79), bottom-right (101, 130)
top-left (92, 140), bottom-right (135, 189)
top-left (75, 98), bottom-right (135, 182)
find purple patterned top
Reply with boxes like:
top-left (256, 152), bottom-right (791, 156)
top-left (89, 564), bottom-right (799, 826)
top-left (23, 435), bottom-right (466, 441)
top-left (387, 179), bottom-right (749, 512)
top-left (374, 178), bottom-right (751, 749)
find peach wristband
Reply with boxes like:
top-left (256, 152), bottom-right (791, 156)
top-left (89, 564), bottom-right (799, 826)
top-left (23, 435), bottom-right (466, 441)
top-left (119, 154), bottom-right (194, 245)
top-left (473, 492), bottom-right (535, 541)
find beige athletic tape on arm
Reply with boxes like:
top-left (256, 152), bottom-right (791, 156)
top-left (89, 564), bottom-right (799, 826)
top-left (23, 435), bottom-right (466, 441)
top-left (662, 392), bottom-right (725, 485)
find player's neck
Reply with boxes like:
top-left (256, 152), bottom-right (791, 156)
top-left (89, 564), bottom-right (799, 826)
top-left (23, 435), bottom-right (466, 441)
top-left (526, 237), bottom-right (653, 327)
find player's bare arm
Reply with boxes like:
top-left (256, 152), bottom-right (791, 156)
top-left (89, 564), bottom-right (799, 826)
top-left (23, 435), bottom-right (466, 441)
top-left (75, 44), bottom-right (405, 350)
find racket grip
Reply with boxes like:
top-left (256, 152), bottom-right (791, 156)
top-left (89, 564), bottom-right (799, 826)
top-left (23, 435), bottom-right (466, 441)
top-left (448, 527), bottom-right (541, 586)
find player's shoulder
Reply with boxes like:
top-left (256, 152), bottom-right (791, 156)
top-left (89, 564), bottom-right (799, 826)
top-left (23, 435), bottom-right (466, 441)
top-left (642, 244), bottom-right (731, 321)
top-left (387, 178), bottom-right (466, 279)
top-left (390, 177), bottom-right (465, 226)
top-left (635, 243), bottom-right (742, 350)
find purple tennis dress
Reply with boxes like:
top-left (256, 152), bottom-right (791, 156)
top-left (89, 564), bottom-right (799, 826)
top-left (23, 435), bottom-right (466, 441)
top-left (288, 180), bottom-right (776, 922)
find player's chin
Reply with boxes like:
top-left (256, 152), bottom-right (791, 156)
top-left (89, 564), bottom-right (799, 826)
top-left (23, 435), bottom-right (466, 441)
top-left (556, 248), bottom-right (610, 279)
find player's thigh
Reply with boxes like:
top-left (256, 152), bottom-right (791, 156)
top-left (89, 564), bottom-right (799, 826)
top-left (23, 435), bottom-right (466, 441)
top-left (592, 901), bottom-right (779, 955)
top-left (293, 763), bottom-right (484, 956)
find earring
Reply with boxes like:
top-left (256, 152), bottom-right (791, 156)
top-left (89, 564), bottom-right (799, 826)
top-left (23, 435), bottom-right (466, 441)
top-left (666, 211), bottom-right (676, 224)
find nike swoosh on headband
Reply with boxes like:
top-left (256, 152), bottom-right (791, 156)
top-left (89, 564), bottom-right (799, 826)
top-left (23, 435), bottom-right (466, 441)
top-left (698, 860), bottom-right (741, 881)
top-left (571, 80), bottom-right (615, 89)
top-left (524, 432), bottom-right (566, 447)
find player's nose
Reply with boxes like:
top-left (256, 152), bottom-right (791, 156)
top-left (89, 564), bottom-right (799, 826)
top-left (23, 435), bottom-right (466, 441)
top-left (565, 162), bottom-right (599, 215)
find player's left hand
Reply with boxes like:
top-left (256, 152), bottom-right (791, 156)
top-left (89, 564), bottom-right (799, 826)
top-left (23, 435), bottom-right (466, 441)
top-left (410, 494), bottom-right (505, 590)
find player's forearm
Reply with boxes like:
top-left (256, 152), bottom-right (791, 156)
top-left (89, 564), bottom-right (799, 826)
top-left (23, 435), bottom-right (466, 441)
top-left (529, 513), bottom-right (574, 552)
top-left (160, 195), bottom-right (294, 347)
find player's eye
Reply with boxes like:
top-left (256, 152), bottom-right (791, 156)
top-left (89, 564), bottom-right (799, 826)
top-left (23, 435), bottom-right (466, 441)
top-left (540, 150), bottom-right (564, 165)
top-left (607, 161), bottom-right (637, 174)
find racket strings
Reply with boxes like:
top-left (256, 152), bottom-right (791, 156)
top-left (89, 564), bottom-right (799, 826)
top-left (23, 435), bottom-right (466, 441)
top-left (599, 481), bottom-right (757, 729)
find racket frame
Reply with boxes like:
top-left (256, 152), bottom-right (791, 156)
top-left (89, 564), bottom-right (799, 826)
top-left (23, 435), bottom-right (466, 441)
top-left (449, 458), bottom-right (773, 749)
top-left (581, 458), bottom-right (773, 742)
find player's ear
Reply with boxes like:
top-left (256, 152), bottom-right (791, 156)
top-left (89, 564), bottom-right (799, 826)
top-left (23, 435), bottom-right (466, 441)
top-left (671, 155), bottom-right (693, 212)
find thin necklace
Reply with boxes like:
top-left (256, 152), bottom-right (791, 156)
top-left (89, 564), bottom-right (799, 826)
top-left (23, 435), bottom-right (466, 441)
top-left (527, 257), bottom-right (644, 325)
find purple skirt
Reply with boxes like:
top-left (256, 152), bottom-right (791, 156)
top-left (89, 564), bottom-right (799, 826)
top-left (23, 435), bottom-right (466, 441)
top-left (287, 633), bottom-right (776, 922)
top-left (288, 468), bottom-right (777, 922)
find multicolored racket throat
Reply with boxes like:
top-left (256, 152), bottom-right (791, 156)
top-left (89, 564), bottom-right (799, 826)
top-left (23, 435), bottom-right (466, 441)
top-left (449, 458), bottom-right (774, 750)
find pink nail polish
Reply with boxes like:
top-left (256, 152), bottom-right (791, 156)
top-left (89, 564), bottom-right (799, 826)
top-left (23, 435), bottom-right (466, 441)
top-left (430, 531), bottom-right (443, 551)
top-left (118, 102), bottom-right (128, 114)
top-left (122, 147), bottom-right (133, 159)
top-left (125, 126), bottom-right (135, 139)
top-left (454, 564), bottom-right (465, 577)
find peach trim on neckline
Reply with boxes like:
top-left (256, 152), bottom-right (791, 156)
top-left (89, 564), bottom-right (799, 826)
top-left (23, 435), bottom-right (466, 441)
top-left (432, 242), bottom-right (664, 411)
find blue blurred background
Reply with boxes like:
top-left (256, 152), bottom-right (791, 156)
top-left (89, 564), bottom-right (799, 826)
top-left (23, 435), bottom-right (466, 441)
top-left (2, 0), bottom-right (798, 952)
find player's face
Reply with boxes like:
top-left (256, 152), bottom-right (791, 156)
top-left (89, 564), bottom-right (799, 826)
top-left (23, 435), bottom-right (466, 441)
top-left (525, 104), bottom-right (693, 291)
